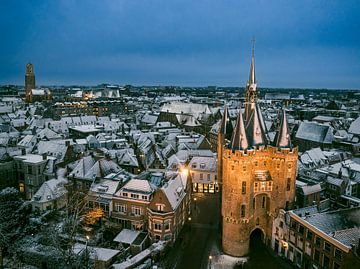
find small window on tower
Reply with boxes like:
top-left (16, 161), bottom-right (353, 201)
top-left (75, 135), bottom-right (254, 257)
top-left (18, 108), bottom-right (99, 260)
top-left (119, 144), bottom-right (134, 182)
top-left (287, 178), bottom-right (291, 191)
top-left (262, 196), bottom-right (266, 208)
top-left (242, 181), bottom-right (246, 194)
top-left (241, 204), bottom-right (246, 218)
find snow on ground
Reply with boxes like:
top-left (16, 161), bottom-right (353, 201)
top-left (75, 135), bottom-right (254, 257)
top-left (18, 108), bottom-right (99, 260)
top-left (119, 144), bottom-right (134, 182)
top-left (208, 240), bottom-right (248, 269)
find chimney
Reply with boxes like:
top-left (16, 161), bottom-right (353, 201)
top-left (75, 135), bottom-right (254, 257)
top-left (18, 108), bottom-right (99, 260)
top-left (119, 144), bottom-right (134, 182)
top-left (42, 153), bottom-right (47, 160)
top-left (65, 140), bottom-right (70, 147)
top-left (21, 148), bottom-right (26, 155)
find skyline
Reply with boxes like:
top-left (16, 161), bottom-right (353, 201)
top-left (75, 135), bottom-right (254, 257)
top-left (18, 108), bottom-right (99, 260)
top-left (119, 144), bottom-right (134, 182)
top-left (1, 0), bottom-right (360, 89)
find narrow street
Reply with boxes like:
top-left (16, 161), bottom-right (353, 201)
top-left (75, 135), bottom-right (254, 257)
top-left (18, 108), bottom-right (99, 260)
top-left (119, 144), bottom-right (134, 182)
top-left (162, 191), bottom-right (295, 269)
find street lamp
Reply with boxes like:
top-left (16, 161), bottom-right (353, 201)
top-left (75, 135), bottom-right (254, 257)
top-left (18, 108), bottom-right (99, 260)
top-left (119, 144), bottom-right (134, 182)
top-left (194, 197), bottom-right (197, 210)
top-left (85, 235), bottom-right (90, 269)
top-left (208, 255), bottom-right (212, 269)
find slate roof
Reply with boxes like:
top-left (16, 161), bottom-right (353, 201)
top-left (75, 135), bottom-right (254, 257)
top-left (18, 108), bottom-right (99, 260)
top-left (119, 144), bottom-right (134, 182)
top-left (297, 207), bottom-right (360, 247)
top-left (349, 116), bottom-right (360, 135)
top-left (296, 122), bottom-right (334, 144)
top-left (32, 178), bottom-right (67, 203)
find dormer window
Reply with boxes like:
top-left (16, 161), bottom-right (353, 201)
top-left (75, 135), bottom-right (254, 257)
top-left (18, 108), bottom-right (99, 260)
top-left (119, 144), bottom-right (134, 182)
top-left (200, 163), bottom-right (205, 169)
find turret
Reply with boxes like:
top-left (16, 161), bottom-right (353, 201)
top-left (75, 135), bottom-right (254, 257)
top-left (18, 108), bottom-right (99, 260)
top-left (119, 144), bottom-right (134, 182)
top-left (230, 106), bottom-right (248, 151)
top-left (219, 104), bottom-right (233, 140)
top-left (274, 109), bottom-right (292, 148)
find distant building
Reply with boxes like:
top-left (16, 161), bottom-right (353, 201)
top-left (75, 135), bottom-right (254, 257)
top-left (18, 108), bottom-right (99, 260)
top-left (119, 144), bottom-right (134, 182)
top-left (25, 63), bottom-right (35, 103)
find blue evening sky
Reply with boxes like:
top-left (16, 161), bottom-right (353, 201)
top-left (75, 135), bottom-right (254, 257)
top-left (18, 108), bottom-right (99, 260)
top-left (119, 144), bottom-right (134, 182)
top-left (1, 0), bottom-right (360, 88)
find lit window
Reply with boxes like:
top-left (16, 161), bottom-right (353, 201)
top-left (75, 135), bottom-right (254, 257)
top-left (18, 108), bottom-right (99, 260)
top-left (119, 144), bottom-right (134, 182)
top-left (157, 204), bottom-right (165, 212)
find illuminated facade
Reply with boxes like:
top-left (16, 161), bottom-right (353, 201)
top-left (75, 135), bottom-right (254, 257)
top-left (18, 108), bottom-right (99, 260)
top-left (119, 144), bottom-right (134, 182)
top-left (219, 47), bottom-right (298, 256)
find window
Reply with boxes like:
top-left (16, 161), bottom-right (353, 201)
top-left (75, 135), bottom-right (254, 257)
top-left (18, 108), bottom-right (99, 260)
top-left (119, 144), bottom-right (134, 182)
top-left (279, 221), bottom-right (284, 228)
top-left (254, 182), bottom-right (259, 192)
top-left (157, 204), bottom-right (165, 212)
top-left (334, 248), bottom-right (342, 260)
top-left (115, 204), bottom-right (126, 213)
top-left (262, 196), bottom-right (266, 208)
top-left (164, 221), bottom-right (171, 231)
top-left (253, 197), bottom-right (256, 209)
top-left (207, 174), bottom-right (211, 181)
top-left (241, 205), bottom-right (246, 218)
top-left (242, 181), bottom-right (246, 194)
top-left (131, 193), bottom-right (139, 199)
top-left (200, 163), bottom-right (205, 169)
top-left (324, 242), bottom-right (331, 253)
top-left (287, 178), bottom-right (291, 191)
top-left (306, 231), bottom-right (313, 241)
top-left (142, 195), bottom-right (147, 200)
top-left (298, 225), bottom-right (305, 235)
top-left (315, 236), bottom-right (321, 248)
top-left (154, 222), bottom-right (162, 231)
top-left (27, 165), bottom-right (32, 175)
top-left (132, 206), bottom-right (142, 216)
top-left (314, 249), bottom-right (320, 263)
top-left (200, 173), bottom-right (203, 180)
top-left (277, 163), bottom-right (280, 169)
top-left (243, 165), bottom-right (247, 172)
top-left (291, 220), bottom-right (297, 230)
top-left (122, 192), bottom-right (128, 197)
top-left (19, 183), bottom-right (25, 193)
top-left (323, 254), bottom-right (330, 269)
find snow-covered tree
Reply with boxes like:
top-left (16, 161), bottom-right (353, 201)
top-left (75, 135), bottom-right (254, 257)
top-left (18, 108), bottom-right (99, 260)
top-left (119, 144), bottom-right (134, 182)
top-left (0, 187), bottom-right (31, 268)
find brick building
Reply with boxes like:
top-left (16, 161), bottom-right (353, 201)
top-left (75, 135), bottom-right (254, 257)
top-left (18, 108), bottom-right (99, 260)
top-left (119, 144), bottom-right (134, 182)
top-left (219, 48), bottom-right (298, 256)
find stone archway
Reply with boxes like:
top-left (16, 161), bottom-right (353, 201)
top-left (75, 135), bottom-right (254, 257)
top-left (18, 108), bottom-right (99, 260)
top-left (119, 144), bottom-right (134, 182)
top-left (250, 228), bottom-right (264, 250)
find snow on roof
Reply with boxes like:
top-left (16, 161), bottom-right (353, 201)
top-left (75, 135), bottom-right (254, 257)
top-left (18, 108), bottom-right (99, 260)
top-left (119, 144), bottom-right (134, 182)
top-left (189, 156), bottom-right (217, 172)
top-left (14, 154), bottom-right (55, 164)
top-left (296, 121), bottom-right (334, 144)
top-left (73, 243), bottom-right (120, 261)
top-left (112, 241), bottom-right (166, 269)
top-left (113, 229), bottom-right (140, 244)
top-left (301, 184), bottom-right (322, 195)
top-left (32, 178), bottom-right (67, 203)
top-left (161, 172), bottom-right (187, 210)
top-left (90, 179), bottom-right (121, 196)
top-left (121, 179), bottom-right (154, 193)
top-left (349, 116), bottom-right (360, 135)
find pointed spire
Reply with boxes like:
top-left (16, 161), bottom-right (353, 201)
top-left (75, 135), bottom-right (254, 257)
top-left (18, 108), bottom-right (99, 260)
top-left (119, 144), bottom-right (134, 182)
top-left (248, 38), bottom-right (256, 85)
top-left (274, 109), bottom-right (292, 148)
top-left (230, 106), bottom-right (248, 151)
top-left (219, 103), bottom-right (233, 140)
top-left (245, 103), bottom-right (267, 147)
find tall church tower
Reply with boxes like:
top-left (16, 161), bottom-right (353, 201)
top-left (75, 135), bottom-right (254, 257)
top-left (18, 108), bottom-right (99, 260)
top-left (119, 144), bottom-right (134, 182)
top-left (25, 63), bottom-right (35, 103)
top-left (220, 46), bottom-right (298, 257)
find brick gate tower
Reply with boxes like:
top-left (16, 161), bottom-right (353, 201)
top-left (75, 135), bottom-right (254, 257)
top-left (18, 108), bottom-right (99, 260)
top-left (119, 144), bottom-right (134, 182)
top-left (220, 46), bottom-right (298, 257)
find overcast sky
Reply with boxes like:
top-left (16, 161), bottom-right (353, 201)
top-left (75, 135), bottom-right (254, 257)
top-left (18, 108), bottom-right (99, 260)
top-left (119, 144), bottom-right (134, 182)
top-left (1, 0), bottom-right (360, 88)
